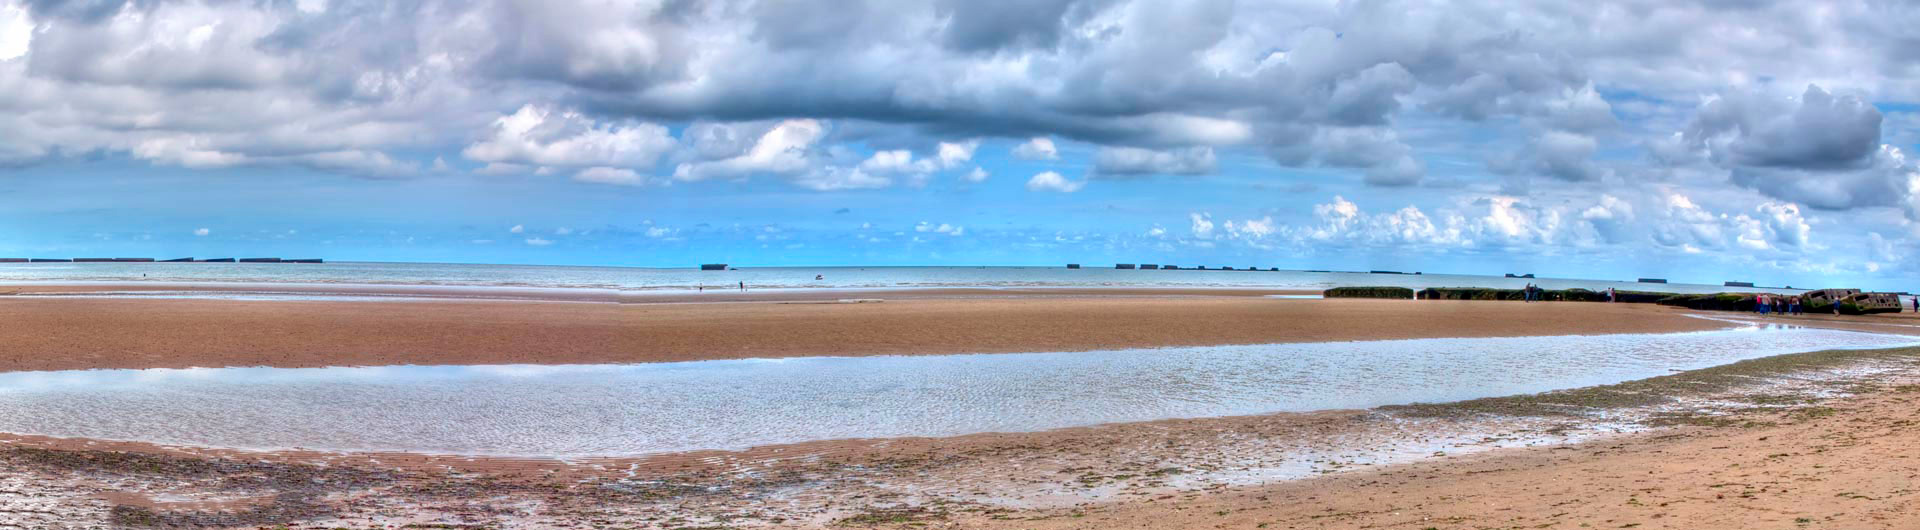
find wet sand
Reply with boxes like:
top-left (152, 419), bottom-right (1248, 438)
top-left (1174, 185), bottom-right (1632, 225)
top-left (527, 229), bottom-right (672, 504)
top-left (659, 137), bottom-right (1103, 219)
top-left (0, 285), bottom-right (1729, 372)
top-left (3, 284), bottom-right (1917, 528)
top-left (1, 342), bottom-right (1915, 528)
top-left (949, 377), bottom-right (1920, 529)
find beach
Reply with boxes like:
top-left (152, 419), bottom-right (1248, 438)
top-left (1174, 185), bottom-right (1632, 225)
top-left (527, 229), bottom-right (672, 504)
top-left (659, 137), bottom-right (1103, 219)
top-left (0, 284), bottom-right (1734, 372)
top-left (0, 283), bottom-right (1917, 528)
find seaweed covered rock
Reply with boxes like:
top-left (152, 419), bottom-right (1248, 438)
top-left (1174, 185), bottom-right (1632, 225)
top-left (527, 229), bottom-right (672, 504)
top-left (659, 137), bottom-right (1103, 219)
top-left (1323, 287), bottom-right (1415, 299)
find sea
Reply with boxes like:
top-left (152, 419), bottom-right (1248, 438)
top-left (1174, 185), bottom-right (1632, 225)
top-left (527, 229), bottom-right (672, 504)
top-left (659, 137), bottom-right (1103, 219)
top-left (0, 261), bottom-right (1827, 296)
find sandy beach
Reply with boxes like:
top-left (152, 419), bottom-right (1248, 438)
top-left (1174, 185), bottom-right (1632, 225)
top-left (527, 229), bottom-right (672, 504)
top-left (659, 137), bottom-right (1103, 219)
top-left (0, 284), bottom-right (1735, 372)
top-left (0, 285), bottom-right (1916, 529)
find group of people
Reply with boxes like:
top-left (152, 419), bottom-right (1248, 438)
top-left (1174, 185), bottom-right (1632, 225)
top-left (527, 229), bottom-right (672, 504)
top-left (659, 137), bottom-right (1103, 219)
top-left (1754, 293), bottom-right (1806, 316)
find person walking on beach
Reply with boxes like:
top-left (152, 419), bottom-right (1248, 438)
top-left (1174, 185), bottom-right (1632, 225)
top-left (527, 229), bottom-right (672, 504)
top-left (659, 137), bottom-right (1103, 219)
top-left (739, 281), bottom-right (745, 292)
top-left (1522, 283), bottom-right (1534, 303)
top-left (1789, 295), bottom-right (1802, 315)
top-left (1607, 287), bottom-right (1616, 303)
top-left (1757, 293), bottom-right (1770, 315)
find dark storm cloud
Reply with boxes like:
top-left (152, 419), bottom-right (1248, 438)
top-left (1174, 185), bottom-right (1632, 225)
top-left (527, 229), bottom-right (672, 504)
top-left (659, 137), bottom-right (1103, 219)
top-left (1691, 85), bottom-right (1883, 171)
top-left (1677, 85), bottom-right (1916, 213)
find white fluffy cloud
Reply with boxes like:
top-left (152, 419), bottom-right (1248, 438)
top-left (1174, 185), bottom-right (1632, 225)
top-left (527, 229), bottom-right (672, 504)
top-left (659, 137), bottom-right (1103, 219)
top-left (1012, 137), bottom-right (1059, 161)
top-left (673, 120), bottom-right (824, 182)
top-left (936, 140), bottom-right (978, 169)
top-left (463, 105), bottom-right (676, 171)
top-left (0, 2), bottom-right (27, 61)
top-left (1025, 170), bottom-right (1084, 192)
top-left (1189, 213), bottom-right (1215, 239)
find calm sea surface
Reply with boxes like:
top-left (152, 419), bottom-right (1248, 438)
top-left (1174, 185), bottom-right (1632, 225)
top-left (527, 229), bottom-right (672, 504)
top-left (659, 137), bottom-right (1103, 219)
top-left (0, 261), bottom-right (1818, 295)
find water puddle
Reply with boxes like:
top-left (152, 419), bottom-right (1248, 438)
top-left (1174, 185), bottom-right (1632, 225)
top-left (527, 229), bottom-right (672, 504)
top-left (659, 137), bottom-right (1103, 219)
top-left (0, 327), bottom-right (1910, 458)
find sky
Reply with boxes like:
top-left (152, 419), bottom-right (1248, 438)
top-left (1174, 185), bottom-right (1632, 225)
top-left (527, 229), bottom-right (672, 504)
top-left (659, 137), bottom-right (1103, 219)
top-left (0, 0), bottom-right (1917, 290)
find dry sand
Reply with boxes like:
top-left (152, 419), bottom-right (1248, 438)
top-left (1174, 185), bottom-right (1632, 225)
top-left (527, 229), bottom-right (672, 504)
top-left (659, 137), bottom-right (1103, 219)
top-left (0, 285), bottom-right (1728, 372)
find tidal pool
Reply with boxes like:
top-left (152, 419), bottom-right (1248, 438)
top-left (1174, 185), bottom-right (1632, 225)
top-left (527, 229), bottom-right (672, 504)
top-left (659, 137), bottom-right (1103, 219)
top-left (0, 325), bottom-right (1910, 457)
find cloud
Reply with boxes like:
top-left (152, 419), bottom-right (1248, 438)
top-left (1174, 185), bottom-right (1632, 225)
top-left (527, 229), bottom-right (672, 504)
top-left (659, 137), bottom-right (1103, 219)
top-left (792, 166), bottom-right (893, 191)
top-left (1271, 126), bottom-right (1424, 186)
top-left (673, 119), bottom-right (825, 182)
top-left (856, 149), bottom-right (938, 177)
top-left (1012, 137), bottom-right (1059, 160)
top-left (573, 166), bottom-right (658, 187)
top-left (463, 104), bottom-right (676, 169)
top-left (1, 0), bottom-right (1918, 282)
top-left (1093, 146), bottom-right (1217, 177)
top-left (936, 140), bottom-right (978, 169)
top-left (1493, 131), bottom-right (1607, 182)
top-left (193, 228), bottom-right (209, 236)
top-left (915, 221), bottom-right (965, 236)
top-left (0, 2), bottom-right (30, 61)
top-left (524, 237), bottom-right (553, 246)
top-left (1025, 170), bottom-right (1084, 192)
top-left (1189, 213), bottom-right (1215, 239)
top-left (509, 224), bottom-right (524, 234)
top-left (1674, 85), bottom-right (1919, 215)
top-left (1691, 85), bottom-right (1883, 171)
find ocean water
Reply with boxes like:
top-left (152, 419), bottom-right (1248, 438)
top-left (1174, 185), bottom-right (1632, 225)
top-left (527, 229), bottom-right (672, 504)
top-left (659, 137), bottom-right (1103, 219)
top-left (0, 261), bottom-right (1817, 295)
top-left (0, 325), bottom-right (1907, 457)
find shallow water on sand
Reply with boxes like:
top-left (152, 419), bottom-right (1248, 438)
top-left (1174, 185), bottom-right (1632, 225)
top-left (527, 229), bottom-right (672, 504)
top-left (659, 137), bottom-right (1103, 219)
top-left (0, 326), bottom-right (1910, 457)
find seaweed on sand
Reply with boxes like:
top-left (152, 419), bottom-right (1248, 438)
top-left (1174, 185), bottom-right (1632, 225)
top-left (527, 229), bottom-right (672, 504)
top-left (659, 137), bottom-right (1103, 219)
top-left (4, 447), bottom-right (403, 527)
top-left (1382, 346), bottom-right (1920, 419)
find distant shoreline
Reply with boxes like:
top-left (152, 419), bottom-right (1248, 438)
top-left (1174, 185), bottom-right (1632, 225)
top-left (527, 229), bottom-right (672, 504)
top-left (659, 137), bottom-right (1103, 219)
top-left (0, 261), bottom-right (1857, 296)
